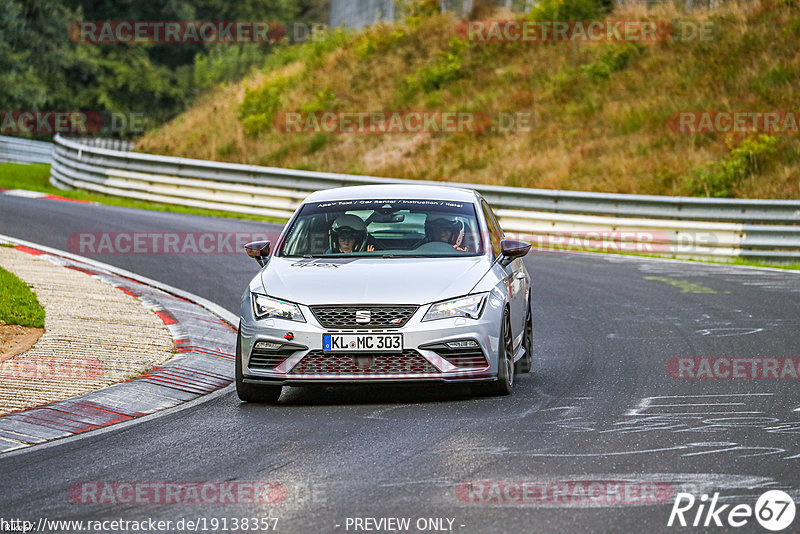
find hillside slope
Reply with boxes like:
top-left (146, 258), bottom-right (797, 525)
top-left (137, 0), bottom-right (800, 199)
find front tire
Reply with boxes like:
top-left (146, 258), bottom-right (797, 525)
top-left (473, 308), bottom-right (515, 396)
top-left (235, 328), bottom-right (282, 404)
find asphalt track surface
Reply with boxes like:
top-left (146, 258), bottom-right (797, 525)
top-left (1, 195), bottom-right (800, 533)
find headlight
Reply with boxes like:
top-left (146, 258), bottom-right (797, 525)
top-left (252, 294), bottom-right (305, 322)
top-left (423, 293), bottom-right (488, 322)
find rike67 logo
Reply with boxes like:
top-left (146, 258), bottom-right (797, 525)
top-left (668, 490), bottom-right (796, 531)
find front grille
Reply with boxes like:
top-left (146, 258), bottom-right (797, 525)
top-left (289, 350), bottom-right (437, 375)
top-left (248, 347), bottom-right (299, 370)
top-left (310, 305), bottom-right (418, 329)
top-left (424, 344), bottom-right (489, 368)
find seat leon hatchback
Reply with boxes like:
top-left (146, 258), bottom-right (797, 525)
top-left (237, 184), bottom-right (532, 403)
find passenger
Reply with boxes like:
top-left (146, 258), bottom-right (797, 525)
top-left (330, 214), bottom-right (374, 253)
top-left (425, 216), bottom-right (466, 251)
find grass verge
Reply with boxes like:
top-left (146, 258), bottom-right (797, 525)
top-left (0, 266), bottom-right (45, 328)
top-left (534, 246), bottom-right (800, 271)
top-left (0, 163), bottom-right (287, 223)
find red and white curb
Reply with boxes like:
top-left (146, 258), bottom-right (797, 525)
top-left (0, 235), bottom-right (237, 453)
top-left (0, 188), bottom-right (93, 204)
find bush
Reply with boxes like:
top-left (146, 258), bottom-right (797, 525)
top-left (405, 37), bottom-right (470, 94)
top-left (580, 43), bottom-right (641, 82)
top-left (527, 0), bottom-right (609, 21)
top-left (215, 141), bottom-right (235, 157)
top-left (687, 135), bottom-right (778, 197)
top-left (354, 26), bottom-right (410, 59)
top-left (238, 31), bottom-right (351, 136)
top-left (398, 0), bottom-right (441, 21)
top-left (238, 75), bottom-right (295, 136)
top-left (306, 133), bottom-right (330, 154)
top-left (300, 89), bottom-right (338, 113)
top-left (194, 44), bottom-right (272, 89)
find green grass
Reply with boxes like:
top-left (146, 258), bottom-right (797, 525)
top-left (0, 163), bottom-right (287, 223)
top-left (0, 266), bottom-right (45, 328)
top-left (695, 257), bottom-right (800, 271)
top-left (533, 245), bottom-right (800, 271)
top-left (624, 252), bottom-right (800, 271)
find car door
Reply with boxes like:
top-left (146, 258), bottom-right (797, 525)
top-left (481, 200), bottom-right (526, 350)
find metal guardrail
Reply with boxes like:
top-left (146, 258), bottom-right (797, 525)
top-left (66, 137), bottom-right (135, 152)
top-left (0, 135), bottom-right (53, 165)
top-left (32, 134), bottom-right (800, 262)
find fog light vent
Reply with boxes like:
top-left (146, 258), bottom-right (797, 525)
top-left (446, 340), bottom-right (479, 349)
top-left (254, 341), bottom-right (283, 350)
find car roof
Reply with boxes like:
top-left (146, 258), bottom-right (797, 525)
top-left (302, 184), bottom-right (478, 204)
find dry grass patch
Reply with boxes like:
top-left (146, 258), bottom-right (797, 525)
top-left (137, 0), bottom-right (800, 199)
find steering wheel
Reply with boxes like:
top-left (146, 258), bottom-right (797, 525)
top-left (413, 241), bottom-right (459, 253)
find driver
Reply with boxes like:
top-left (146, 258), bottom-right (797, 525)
top-left (425, 216), bottom-right (466, 251)
top-left (329, 214), bottom-right (374, 253)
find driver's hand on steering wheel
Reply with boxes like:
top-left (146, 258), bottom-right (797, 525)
top-left (367, 245), bottom-right (375, 251)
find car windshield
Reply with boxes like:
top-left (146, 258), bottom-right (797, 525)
top-left (279, 199), bottom-right (484, 258)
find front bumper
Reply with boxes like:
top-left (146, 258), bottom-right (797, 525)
top-left (238, 296), bottom-right (505, 385)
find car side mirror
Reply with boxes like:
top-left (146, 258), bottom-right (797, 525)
top-left (245, 241), bottom-right (271, 267)
top-left (499, 239), bottom-right (531, 266)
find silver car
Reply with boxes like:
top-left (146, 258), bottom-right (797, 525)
top-left (236, 184), bottom-right (532, 403)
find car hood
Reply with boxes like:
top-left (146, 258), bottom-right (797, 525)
top-left (259, 256), bottom-right (490, 305)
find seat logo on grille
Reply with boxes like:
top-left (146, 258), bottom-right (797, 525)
top-left (353, 356), bottom-right (374, 369)
top-left (355, 310), bottom-right (371, 323)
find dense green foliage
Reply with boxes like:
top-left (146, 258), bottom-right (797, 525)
top-left (0, 0), bottom-right (329, 137)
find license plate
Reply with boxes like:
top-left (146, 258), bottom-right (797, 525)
top-left (323, 333), bottom-right (403, 352)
